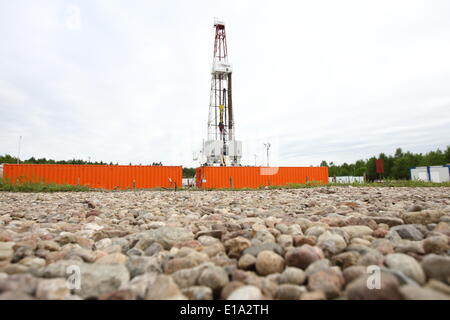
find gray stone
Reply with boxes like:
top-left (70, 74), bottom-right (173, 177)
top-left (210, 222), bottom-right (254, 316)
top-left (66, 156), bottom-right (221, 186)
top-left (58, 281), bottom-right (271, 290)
top-left (400, 285), bottom-right (450, 300)
top-left (421, 254), bottom-right (450, 283)
top-left (243, 242), bottom-right (283, 257)
top-left (238, 254), bottom-right (256, 270)
top-left (391, 225), bottom-right (424, 241)
top-left (385, 253), bottom-right (426, 284)
top-left (126, 256), bottom-right (162, 278)
top-left (135, 227), bottom-right (194, 250)
top-left (36, 278), bottom-right (71, 300)
top-left (197, 265), bottom-right (229, 292)
top-left (275, 284), bottom-right (306, 300)
top-left (0, 273), bottom-right (39, 295)
top-left (78, 263), bottom-right (130, 299)
top-left (346, 272), bottom-right (403, 300)
top-left (0, 242), bottom-right (14, 261)
top-left (317, 231), bottom-right (347, 255)
top-left (305, 259), bottom-right (331, 277)
top-left (279, 267), bottom-right (306, 285)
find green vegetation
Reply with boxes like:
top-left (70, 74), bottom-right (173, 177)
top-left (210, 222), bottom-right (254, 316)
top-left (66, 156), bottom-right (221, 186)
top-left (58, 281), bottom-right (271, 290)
top-left (1, 178), bottom-right (448, 193)
top-left (0, 179), bottom-right (92, 192)
top-left (182, 167), bottom-right (196, 178)
top-left (195, 180), bottom-right (450, 191)
top-left (0, 154), bottom-right (163, 166)
top-left (320, 146), bottom-right (450, 181)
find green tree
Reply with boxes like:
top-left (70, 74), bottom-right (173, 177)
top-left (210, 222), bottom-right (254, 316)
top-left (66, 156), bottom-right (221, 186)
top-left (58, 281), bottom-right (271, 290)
top-left (320, 160), bottom-right (329, 167)
top-left (444, 145), bottom-right (450, 164)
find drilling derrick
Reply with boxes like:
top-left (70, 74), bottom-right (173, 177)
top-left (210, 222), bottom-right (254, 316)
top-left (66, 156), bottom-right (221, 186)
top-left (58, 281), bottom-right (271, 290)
top-left (203, 19), bottom-right (242, 166)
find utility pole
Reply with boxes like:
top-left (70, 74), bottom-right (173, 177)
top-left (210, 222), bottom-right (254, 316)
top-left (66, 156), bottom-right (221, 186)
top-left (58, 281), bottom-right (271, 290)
top-left (17, 136), bottom-right (22, 164)
top-left (264, 143), bottom-right (271, 167)
top-left (254, 154), bottom-right (257, 166)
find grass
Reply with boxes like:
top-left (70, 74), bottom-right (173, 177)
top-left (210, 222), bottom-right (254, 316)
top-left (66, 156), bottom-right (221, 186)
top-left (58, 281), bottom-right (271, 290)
top-left (326, 180), bottom-right (450, 188)
top-left (194, 180), bottom-right (450, 191)
top-left (0, 179), bottom-right (93, 192)
top-left (1, 178), bottom-right (449, 192)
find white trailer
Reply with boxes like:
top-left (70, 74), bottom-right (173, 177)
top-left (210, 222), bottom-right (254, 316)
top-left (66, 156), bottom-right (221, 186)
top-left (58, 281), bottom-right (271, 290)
top-left (410, 166), bottom-right (430, 181)
top-left (429, 165), bottom-right (450, 182)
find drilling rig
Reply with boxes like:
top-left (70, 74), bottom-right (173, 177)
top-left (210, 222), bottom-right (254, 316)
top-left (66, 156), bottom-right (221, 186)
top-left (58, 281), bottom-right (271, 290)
top-left (200, 19), bottom-right (242, 166)
top-left (202, 19), bottom-right (242, 166)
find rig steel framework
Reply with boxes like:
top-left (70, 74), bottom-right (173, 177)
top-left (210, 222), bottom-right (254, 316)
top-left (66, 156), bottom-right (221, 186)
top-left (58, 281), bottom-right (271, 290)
top-left (202, 19), bottom-right (242, 166)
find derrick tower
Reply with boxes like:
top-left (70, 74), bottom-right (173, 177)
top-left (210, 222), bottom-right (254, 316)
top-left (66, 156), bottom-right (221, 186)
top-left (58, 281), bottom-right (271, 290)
top-left (203, 19), bottom-right (242, 166)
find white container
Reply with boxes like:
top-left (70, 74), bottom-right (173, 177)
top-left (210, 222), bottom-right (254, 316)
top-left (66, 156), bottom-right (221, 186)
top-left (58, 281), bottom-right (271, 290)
top-left (429, 166), bottom-right (450, 182)
top-left (410, 167), bottom-right (429, 181)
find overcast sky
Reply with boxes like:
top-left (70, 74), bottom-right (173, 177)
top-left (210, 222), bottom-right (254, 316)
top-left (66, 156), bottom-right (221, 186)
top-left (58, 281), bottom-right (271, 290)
top-left (1, 0), bottom-right (449, 167)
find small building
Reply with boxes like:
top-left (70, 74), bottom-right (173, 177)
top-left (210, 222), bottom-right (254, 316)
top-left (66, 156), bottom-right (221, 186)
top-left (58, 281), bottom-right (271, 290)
top-left (410, 165), bottom-right (450, 182)
top-left (410, 166), bottom-right (429, 181)
top-left (429, 165), bottom-right (450, 182)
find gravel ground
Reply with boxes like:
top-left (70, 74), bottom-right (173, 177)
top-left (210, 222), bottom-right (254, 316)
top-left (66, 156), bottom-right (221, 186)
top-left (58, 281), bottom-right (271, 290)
top-left (0, 187), bottom-right (450, 300)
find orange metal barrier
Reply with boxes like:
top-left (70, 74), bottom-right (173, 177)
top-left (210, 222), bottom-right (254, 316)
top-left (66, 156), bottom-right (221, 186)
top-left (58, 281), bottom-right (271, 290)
top-left (196, 166), bottom-right (328, 189)
top-left (2, 164), bottom-right (182, 190)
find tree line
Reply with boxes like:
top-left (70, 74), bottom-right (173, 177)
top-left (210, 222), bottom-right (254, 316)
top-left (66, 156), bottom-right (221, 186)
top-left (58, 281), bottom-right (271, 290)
top-left (320, 146), bottom-right (450, 181)
top-left (0, 154), bottom-right (163, 166)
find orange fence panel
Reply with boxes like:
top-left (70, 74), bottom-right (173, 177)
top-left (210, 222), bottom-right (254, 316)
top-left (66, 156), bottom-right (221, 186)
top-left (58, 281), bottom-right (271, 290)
top-left (2, 164), bottom-right (182, 190)
top-left (196, 166), bottom-right (328, 189)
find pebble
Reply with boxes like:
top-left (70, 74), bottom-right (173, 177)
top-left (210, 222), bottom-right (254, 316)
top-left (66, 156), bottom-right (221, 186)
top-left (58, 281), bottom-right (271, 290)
top-left (391, 225), bottom-right (424, 241)
top-left (227, 285), bottom-right (263, 300)
top-left (285, 245), bottom-right (324, 269)
top-left (307, 268), bottom-right (345, 299)
top-left (400, 285), bottom-right (450, 300)
top-left (35, 278), bottom-right (71, 300)
top-left (317, 231), bottom-right (347, 255)
top-left (385, 253), bottom-right (426, 284)
top-left (275, 284), bottom-right (306, 300)
top-left (181, 286), bottom-right (213, 300)
top-left (238, 254), bottom-right (256, 270)
top-left (255, 251), bottom-right (285, 276)
top-left (145, 274), bottom-right (186, 300)
top-left (421, 254), bottom-right (450, 283)
top-left (197, 265), bottom-right (229, 292)
top-left (279, 267), bottom-right (306, 285)
top-left (346, 272), bottom-right (403, 300)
